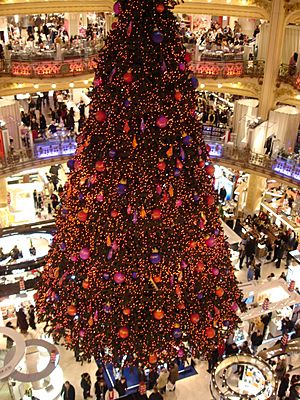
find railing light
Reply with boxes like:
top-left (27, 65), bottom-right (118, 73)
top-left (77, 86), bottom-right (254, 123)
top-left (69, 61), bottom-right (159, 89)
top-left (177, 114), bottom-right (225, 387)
top-left (51, 84), bottom-right (56, 89)
top-left (33, 84), bottom-right (39, 89)
top-left (83, 80), bottom-right (89, 85)
top-left (69, 82), bottom-right (75, 88)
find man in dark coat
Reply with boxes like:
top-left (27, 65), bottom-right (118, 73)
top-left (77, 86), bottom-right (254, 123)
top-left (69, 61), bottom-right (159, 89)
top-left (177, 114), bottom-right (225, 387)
top-left (61, 381), bottom-right (75, 400)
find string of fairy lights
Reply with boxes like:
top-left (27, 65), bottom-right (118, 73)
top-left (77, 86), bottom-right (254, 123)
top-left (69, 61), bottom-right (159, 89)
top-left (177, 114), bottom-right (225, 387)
top-left (36, 0), bottom-right (244, 366)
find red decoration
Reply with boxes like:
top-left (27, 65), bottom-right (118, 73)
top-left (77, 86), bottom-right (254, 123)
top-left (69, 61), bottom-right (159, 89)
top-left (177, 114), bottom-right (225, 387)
top-left (156, 3), bottom-right (164, 12)
top-left (190, 313), bottom-right (200, 324)
top-left (199, 159), bottom-right (205, 168)
top-left (119, 326), bottom-right (129, 338)
top-left (216, 287), bottom-right (224, 297)
top-left (153, 309), bottom-right (164, 320)
top-left (195, 260), bottom-right (204, 273)
top-left (206, 327), bottom-right (216, 338)
top-left (174, 90), bottom-right (182, 101)
top-left (157, 160), bottom-right (166, 171)
top-left (151, 208), bottom-right (162, 220)
top-left (205, 164), bottom-right (215, 176)
top-left (95, 110), bottom-right (107, 123)
top-left (78, 211), bottom-right (88, 222)
top-left (184, 52), bottom-right (192, 63)
top-left (153, 275), bottom-right (162, 283)
top-left (149, 354), bottom-right (157, 364)
top-left (123, 71), bottom-right (133, 83)
top-left (82, 280), bottom-right (90, 289)
top-left (67, 305), bottom-right (77, 316)
top-left (123, 308), bottom-right (131, 316)
top-left (206, 195), bottom-right (215, 206)
top-left (95, 161), bottom-right (106, 172)
top-left (178, 302), bottom-right (185, 310)
top-left (111, 209), bottom-right (119, 218)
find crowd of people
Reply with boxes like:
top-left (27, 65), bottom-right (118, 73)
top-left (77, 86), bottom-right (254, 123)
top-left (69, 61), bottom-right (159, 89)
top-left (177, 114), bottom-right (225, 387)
top-left (20, 90), bottom-right (86, 145)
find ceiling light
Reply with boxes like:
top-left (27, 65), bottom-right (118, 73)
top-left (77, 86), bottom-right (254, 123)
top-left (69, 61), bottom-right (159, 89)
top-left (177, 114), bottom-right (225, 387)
top-left (200, 84), bottom-right (205, 88)
top-left (218, 84), bottom-right (223, 88)
top-left (226, 0), bottom-right (231, 3)
top-left (51, 84), bottom-right (56, 89)
top-left (83, 80), bottom-right (89, 85)
top-left (69, 82), bottom-right (74, 88)
top-left (33, 84), bottom-right (39, 89)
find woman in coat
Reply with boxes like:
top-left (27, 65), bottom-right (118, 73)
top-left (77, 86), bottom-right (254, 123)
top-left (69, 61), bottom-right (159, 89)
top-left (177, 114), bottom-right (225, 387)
top-left (168, 362), bottom-right (179, 391)
top-left (278, 374), bottom-right (290, 400)
top-left (16, 308), bottom-right (28, 334)
top-left (157, 368), bottom-right (169, 394)
top-left (81, 372), bottom-right (92, 399)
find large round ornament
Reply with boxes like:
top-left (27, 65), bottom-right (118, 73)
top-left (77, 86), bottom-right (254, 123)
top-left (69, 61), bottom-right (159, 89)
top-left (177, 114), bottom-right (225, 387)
top-left (150, 252), bottom-right (161, 264)
top-left (157, 160), bottom-right (166, 171)
top-left (113, 1), bottom-right (121, 15)
top-left (212, 267), bottom-right (220, 276)
top-left (190, 76), bottom-right (199, 89)
top-left (95, 110), bottom-right (106, 123)
top-left (149, 354), bottom-right (157, 364)
top-left (67, 159), bottom-right (75, 170)
top-left (156, 115), bottom-right (168, 128)
top-left (173, 328), bottom-right (182, 339)
top-left (123, 71), bottom-right (133, 84)
top-left (206, 236), bottom-right (215, 248)
top-left (190, 313), bottom-right (200, 324)
top-left (216, 287), bottom-right (224, 297)
top-left (82, 280), bottom-right (89, 289)
top-left (114, 272), bottom-right (125, 284)
top-left (119, 327), bottom-right (129, 339)
top-left (205, 164), bottom-right (215, 176)
top-left (151, 208), bottom-right (162, 220)
top-left (206, 327), bottom-right (216, 339)
top-left (77, 210), bottom-right (88, 222)
top-left (67, 305), bottom-right (77, 316)
top-left (95, 161), bottom-right (106, 172)
top-left (80, 247), bottom-right (90, 260)
top-left (156, 3), bottom-right (164, 12)
top-left (123, 308), bottom-right (131, 316)
top-left (174, 90), bottom-right (182, 101)
top-left (153, 309), bottom-right (164, 320)
top-left (206, 194), bottom-right (215, 206)
top-left (152, 31), bottom-right (164, 44)
top-left (117, 182), bottom-right (127, 195)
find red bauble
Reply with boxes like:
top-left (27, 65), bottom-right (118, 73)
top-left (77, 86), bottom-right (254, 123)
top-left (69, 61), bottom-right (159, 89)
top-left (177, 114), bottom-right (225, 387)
top-left (78, 211), bottom-right (88, 222)
top-left (111, 22), bottom-right (118, 30)
top-left (95, 161), bottom-right (106, 172)
top-left (123, 308), bottom-right (131, 316)
top-left (67, 305), bottom-right (77, 316)
top-left (153, 309), bottom-right (164, 320)
top-left (206, 327), bottom-right (216, 339)
top-left (178, 302), bottom-right (185, 310)
top-left (82, 280), bottom-right (90, 289)
top-left (174, 90), bottom-right (182, 101)
top-left (119, 326), bottom-right (129, 339)
top-left (190, 313), bottom-right (200, 324)
top-left (189, 240), bottom-right (197, 249)
top-left (206, 195), bottom-right (215, 206)
top-left (199, 159), bottom-right (205, 168)
top-left (123, 71), bottom-right (133, 83)
top-left (153, 275), bottom-right (162, 283)
top-left (206, 144), bottom-right (211, 153)
top-left (157, 160), bottom-right (166, 171)
top-left (156, 3), bottom-right (164, 12)
top-left (152, 208), bottom-right (162, 220)
top-left (149, 354), bottom-right (157, 364)
top-left (195, 260), bottom-right (204, 273)
top-left (111, 209), bottom-right (119, 218)
top-left (216, 287), bottom-right (224, 297)
top-left (95, 110), bottom-right (106, 123)
top-left (205, 164), bottom-right (215, 176)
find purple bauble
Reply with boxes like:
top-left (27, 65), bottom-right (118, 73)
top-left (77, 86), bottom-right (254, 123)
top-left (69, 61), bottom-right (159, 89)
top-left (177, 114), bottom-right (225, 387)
top-left (67, 159), bottom-right (75, 169)
top-left (79, 247), bottom-right (90, 260)
top-left (197, 292), bottom-right (203, 300)
top-left (206, 237), bottom-right (215, 248)
top-left (78, 193), bottom-right (84, 201)
top-left (113, 1), bottom-right (121, 15)
top-left (152, 31), bottom-right (164, 44)
top-left (191, 76), bottom-right (199, 89)
top-left (212, 267), bottom-right (219, 276)
top-left (60, 243), bottom-right (66, 251)
top-left (173, 328), bottom-right (182, 339)
top-left (193, 194), bottom-right (200, 202)
top-left (156, 115), bottom-right (168, 128)
top-left (114, 272), bottom-right (125, 284)
top-left (132, 272), bottom-right (138, 279)
top-left (103, 304), bottom-right (112, 313)
top-left (183, 135), bottom-right (192, 146)
top-left (174, 168), bottom-right (180, 177)
top-left (124, 99), bottom-right (131, 107)
top-left (223, 320), bottom-right (230, 327)
top-left (117, 183), bottom-right (127, 195)
top-left (150, 252), bottom-right (161, 264)
top-left (179, 62), bottom-right (185, 71)
top-left (61, 208), bottom-right (68, 216)
top-left (103, 272), bottom-right (110, 280)
top-left (214, 229), bottom-right (220, 236)
top-left (109, 149), bottom-right (117, 158)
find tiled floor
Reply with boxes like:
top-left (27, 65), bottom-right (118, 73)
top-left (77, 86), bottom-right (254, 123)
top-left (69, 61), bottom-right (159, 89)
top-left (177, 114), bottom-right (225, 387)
top-left (0, 253), bottom-right (296, 400)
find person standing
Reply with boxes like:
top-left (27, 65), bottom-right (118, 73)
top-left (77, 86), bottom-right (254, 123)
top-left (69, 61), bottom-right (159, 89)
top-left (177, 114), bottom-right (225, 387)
top-left (219, 186), bottom-right (227, 203)
top-left (33, 189), bottom-right (37, 208)
top-left (254, 263), bottom-right (261, 280)
top-left (250, 330), bottom-right (263, 354)
top-left (28, 305), bottom-right (36, 330)
top-left (168, 362), bottom-right (179, 391)
top-left (61, 381), bottom-right (75, 400)
top-left (157, 368), bottom-right (169, 394)
top-left (95, 378), bottom-right (107, 400)
top-left (104, 388), bottom-right (119, 400)
top-left (81, 373), bottom-right (92, 399)
top-left (115, 376), bottom-right (127, 397)
top-left (149, 386), bottom-right (163, 400)
top-left (247, 265), bottom-right (254, 281)
top-left (16, 308), bottom-right (28, 334)
top-left (277, 374), bottom-right (290, 400)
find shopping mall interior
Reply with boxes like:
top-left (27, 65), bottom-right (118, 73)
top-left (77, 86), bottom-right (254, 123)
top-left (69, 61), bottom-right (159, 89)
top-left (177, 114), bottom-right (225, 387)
top-left (0, 0), bottom-right (300, 399)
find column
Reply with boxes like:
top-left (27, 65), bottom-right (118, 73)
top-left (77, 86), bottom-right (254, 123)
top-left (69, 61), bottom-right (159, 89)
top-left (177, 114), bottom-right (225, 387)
top-left (0, 178), bottom-right (12, 228)
top-left (64, 13), bottom-right (80, 37)
top-left (258, 0), bottom-right (285, 119)
top-left (232, 99), bottom-right (259, 148)
top-left (245, 174), bottom-right (266, 215)
top-left (0, 17), bottom-right (9, 43)
top-left (80, 13), bottom-right (88, 29)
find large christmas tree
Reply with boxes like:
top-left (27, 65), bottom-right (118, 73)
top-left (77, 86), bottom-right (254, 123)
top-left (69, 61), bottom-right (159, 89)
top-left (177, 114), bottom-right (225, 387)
top-left (36, 0), bottom-right (244, 366)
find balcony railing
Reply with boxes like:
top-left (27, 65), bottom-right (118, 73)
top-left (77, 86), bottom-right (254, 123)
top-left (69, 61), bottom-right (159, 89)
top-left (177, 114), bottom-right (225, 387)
top-left (0, 138), bottom-right (299, 185)
top-left (278, 64), bottom-right (300, 90)
top-left (190, 59), bottom-right (265, 79)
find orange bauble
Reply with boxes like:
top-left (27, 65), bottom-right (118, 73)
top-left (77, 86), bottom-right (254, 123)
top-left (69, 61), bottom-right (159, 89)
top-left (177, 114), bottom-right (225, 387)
top-left (111, 209), bottom-right (119, 218)
top-left (82, 280), bottom-right (90, 289)
top-left (151, 208), bottom-right (162, 220)
top-left (119, 326), bottom-right (129, 339)
top-left (205, 164), bottom-right (215, 176)
top-left (65, 335), bottom-right (72, 344)
top-left (95, 160), bottom-right (106, 172)
top-left (206, 327), bottom-right (216, 339)
top-left (123, 72), bottom-right (133, 83)
top-left (95, 110), bottom-right (106, 123)
top-left (153, 309), bottom-right (164, 320)
top-left (67, 305), bottom-right (77, 316)
top-left (149, 354), bottom-right (157, 364)
top-left (153, 276), bottom-right (162, 283)
top-left (190, 313), bottom-right (200, 324)
top-left (216, 287), bottom-right (224, 297)
top-left (78, 211), bottom-right (88, 222)
top-left (199, 159), bottom-right (205, 168)
top-left (156, 3), bottom-right (164, 12)
top-left (174, 90), bottom-right (182, 101)
top-left (123, 308), bottom-right (131, 316)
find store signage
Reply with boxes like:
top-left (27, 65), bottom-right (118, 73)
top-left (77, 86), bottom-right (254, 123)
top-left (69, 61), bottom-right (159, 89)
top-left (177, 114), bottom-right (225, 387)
top-left (0, 327), bottom-right (59, 381)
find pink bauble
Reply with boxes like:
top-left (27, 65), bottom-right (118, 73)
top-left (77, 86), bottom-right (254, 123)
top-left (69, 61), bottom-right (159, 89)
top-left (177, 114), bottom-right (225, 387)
top-left (156, 115), bottom-right (168, 128)
top-left (113, 1), bottom-right (121, 15)
top-left (176, 199), bottom-right (182, 207)
top-left (70, 254), bottom-right (78, 262)
top-left (79, 329), bottom-right (85, 337)
top-left (178, 348), bottom-right (184, 357)
top-left (231, 302), bottom-right (238, 312)
top-left (212, 267), bottom-right (219, 276)
top-left (96, 193), bottom-right (104, 202)
top-left (80, 247), bottom-right (90, 260)
top-left (94, 78), bottom-right (102, 87)
top-left (114, 272), bottom-right (125, 284)
top-left (206, 237), bottom-right (215, 247)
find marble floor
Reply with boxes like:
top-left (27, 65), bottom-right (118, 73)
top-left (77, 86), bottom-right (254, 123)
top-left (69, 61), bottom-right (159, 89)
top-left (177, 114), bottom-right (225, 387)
top-left (0, 255), bottom-right (297, 400)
